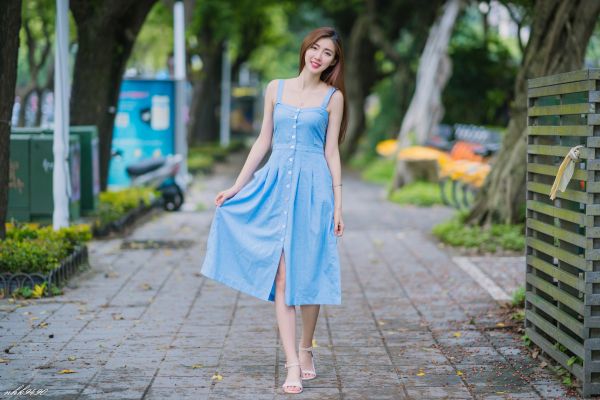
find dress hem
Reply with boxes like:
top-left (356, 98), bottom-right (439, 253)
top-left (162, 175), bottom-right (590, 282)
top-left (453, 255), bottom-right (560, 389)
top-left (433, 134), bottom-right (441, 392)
top-left (200, 269), bottom-right (341, 306)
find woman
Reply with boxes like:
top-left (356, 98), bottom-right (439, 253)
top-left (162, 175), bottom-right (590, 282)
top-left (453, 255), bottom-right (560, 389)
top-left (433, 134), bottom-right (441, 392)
top-left (200, 26), bottom-right (347, 394)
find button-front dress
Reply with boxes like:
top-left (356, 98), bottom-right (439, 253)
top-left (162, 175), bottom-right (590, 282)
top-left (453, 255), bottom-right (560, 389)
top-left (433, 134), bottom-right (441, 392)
top-left (200, 79), bottom-right (342, 306)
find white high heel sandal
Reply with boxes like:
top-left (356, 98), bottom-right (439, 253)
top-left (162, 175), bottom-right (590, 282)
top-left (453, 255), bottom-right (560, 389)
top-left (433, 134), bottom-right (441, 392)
top-left (298, 345), bottom-right (317, 380)
top-left (282, 361), bottom-right (303, 394)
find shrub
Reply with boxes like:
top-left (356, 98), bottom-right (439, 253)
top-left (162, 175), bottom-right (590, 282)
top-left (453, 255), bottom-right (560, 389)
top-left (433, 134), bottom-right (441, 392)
top-left (512, 286), bottom-right (526, 308)
top-left (361, 157), bottom-right (395, 184)
top-left (1, 224), bottom-right (91, 274)
top-left (389, 181), bottom-right (443, 207)
top-left (92, 187), bottom-right (158, 227)
top-left (187, 151), bottom-right (214, 173)
top-left (432, 211), bottom-right (525, 253)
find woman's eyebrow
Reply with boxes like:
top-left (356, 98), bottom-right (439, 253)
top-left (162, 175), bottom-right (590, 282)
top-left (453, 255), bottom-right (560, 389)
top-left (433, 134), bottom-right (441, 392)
top-left (314, 43), bottom-right (333, 52)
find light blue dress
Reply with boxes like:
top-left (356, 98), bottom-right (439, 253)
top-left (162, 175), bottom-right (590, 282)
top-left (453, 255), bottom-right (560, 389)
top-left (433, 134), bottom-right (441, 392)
top-left (200, 79), bottom-right (341, 306)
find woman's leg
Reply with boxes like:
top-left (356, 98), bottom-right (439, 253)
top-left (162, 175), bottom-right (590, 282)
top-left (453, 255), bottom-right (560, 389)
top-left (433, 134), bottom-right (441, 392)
top-left (274, 250), bottom-right (301, 390)
top-left (299, 305), bottom-right (319, 377)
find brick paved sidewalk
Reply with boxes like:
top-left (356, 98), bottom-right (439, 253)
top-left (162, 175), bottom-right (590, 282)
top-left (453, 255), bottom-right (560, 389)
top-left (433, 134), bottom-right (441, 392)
top-left (0, 150), bottom-right (580, 399)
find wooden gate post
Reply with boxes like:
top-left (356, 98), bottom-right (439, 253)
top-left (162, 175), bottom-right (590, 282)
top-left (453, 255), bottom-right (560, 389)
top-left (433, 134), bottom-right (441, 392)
top-left (526, 68), bottom-right (600, 397)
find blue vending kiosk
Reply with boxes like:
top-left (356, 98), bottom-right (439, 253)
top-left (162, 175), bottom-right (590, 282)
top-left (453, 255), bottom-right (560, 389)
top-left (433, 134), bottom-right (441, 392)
top-left (108, 79), bottom-right (175, 188)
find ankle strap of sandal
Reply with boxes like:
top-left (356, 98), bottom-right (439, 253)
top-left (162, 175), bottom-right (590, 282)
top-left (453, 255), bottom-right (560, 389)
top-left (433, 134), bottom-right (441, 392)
top-left (299, 345), bottom-right (314, 351)
top-left (284, 362), bottom-right (300, 368)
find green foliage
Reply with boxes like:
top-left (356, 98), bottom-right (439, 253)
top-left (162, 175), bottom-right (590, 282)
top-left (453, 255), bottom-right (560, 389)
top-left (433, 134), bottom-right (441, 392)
top-left (511, 310), bottom-right (525, 322)
top-left (363, 77), bottom-right (409, 157)
top-left (12, 286), bottom-right (33, 299)
top-left (50, 283), bottom-right (63, 296)
top-left (10, 281), bottom-right (61, 299)
top-left (521, 334), bottom-right (531, 347)
top-left (348, 150), bottom-right (378, 171)
top-left (187, 139), bottom-right (245, 174)
top-left (548, 340), bottom-right (583, 387)
top-left (554, 342), bottom-right (567, 353)
top-left (127, 2), bottom-right (172, 74)
top-left (432, 211), bottom-right (525, 253)
top-left (92, 187), bottom-right (158, 227)
top-left (16, 0), bottom-right (56, 90)
top-left (361, 157), bottom-right (395, 185)
top-left (248, 2), bottom-right (329, 80)
top-left (189, 143), bottom-right (228, 161)
top-left (554, 366), bottom-right (574, 387)
top-left (442, 4), bottom-right (519, 127)
top-left (187, 151), bottom-right (214, 173)
top-left (511, 286), bottom-right (525, 308)
top-left (567, 355), bottom-right (583, 367)
top-left (389, 181), bottom-right (443, 207)
top-left (1, 224), bottom-right (91, 274)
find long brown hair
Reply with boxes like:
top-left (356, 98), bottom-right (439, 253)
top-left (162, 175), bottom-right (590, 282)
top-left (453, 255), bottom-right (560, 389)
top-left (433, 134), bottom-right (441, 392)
top-left (298, 27), bottom-right (348, 145)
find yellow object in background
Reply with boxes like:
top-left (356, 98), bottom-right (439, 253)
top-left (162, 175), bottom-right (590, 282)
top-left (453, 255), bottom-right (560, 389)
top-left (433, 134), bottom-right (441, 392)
top-left (375, 139), bottom-right (451, 163)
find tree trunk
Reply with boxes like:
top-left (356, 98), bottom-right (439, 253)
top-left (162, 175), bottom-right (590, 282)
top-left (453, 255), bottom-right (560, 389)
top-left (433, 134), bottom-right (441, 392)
top-left (0, 0), bottom-right (22, 240)
top-left (34, 89), bottom-right (44, 126)
top-left (188, 43), bottom-right (223, 144)
top-left (389, 0), bottom-right (463, 193)
top-left (70, 0), bottom-right (158, 190)
top-left (17, 88), bottom-right (33, 127)
top-left (466, 0), bottom-right (600, 226)
top-left (188, 34), bottom-right (224, 145)
top-left (339, 14), bottom-right (378, 161)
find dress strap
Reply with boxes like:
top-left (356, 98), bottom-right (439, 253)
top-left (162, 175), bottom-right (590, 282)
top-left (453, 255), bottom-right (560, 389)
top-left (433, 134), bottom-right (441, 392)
top-left (276, 79), bottom-right (284, 104)
top-left (321, 86), bottom-right (337, 108)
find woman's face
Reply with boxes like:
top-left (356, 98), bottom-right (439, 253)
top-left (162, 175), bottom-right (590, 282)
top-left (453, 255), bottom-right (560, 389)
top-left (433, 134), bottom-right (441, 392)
top-left (304, 37), bottom-right (336, 75)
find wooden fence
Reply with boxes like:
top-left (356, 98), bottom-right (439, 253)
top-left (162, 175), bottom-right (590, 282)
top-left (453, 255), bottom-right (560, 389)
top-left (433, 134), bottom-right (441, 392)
top-left (526, 68), bottom-right (600, 397)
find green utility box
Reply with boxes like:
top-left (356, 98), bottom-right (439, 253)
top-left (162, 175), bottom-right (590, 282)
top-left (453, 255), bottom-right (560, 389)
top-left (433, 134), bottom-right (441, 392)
top-left (12, 126), bottom-right (99, 215)
top-left (7, 135), bottom-right (31, 221)
top-left (8, 133), bottom-right (81, 222)
top-left (30, 134), bottom-right (81, 221)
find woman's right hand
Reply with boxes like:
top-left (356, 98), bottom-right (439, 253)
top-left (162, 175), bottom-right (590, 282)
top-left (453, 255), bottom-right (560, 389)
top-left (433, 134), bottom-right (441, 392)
top-left (215, 186), bottom-right (239, 207)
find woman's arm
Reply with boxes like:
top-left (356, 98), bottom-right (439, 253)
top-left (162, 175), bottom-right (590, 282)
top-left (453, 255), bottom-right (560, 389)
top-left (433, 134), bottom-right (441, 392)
top-left (214, 79), bottom-right (277, 206)
top-left (324, 90), bottom-right (344, 236)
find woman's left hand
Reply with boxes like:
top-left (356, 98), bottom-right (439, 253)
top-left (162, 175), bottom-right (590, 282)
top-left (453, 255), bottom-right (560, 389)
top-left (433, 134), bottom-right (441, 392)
top-left (334, 208), bottom-right (344, 237)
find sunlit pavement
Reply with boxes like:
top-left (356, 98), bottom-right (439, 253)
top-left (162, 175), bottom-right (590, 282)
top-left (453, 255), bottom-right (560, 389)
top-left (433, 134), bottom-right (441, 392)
top-left (0, 149), bottom-right (579, 399)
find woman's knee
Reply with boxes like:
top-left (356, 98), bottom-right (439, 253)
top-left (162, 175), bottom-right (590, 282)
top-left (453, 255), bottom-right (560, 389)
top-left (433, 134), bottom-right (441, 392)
top-left (275, 253), bottom-right (286, 289)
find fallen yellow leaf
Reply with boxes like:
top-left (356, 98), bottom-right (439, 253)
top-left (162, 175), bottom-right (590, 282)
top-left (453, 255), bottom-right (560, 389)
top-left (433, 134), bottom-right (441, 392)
top-left (456, 370), bottom-right (463, 376)
top-left (211, 373), bottom-right (223, 381)
top-left (58, 369), bottom-right (76, 374)
top-left (191, 364), bottom-right (203, 369)
top-left (67, 356), bottom-right (76, 361)
top-left (416, 371), bottom-right (425, 376)
top-left (312, 339), bottom-right (318, 348)
top-left (0, 358), bottom-right (9, 363)
top-left (496, 322), bottom-right (505, 327)
top-left (453, 332), bottom-right (461, 338)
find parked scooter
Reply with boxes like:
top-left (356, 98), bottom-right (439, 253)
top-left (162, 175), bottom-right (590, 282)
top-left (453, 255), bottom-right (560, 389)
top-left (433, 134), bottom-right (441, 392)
top-left (125, 154), bottom-right (185, 211)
